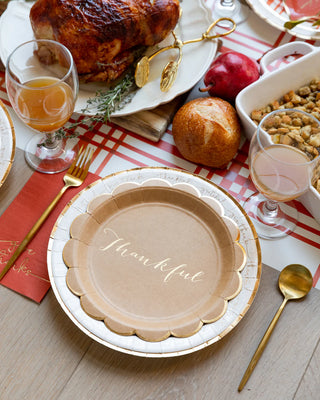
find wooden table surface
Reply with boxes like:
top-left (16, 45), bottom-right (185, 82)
top-left (0, 148), bottom-right (319, 400)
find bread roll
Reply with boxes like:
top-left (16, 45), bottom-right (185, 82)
top-left (172, 97), bottom-right (241, 168)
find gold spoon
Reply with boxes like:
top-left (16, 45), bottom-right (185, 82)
top-left (238, 264), bottom-right (313, 392)
top-left (134, 17), bottom-right (236, 90)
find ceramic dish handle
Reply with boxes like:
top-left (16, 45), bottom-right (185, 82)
top-left (259, 42), bottom-right (317, 75)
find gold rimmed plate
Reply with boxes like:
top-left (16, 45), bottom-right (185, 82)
top-left (47, 168), bottom-right (261, 357)
top-left (0, 99), bottom-right (15, 188)
top-left (62, 179), bottom-right (246, 342)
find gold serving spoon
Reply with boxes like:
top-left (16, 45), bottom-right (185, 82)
top-left (134, 17), bottom-right (236, 91)
top-left (238, 264), bottom-right (313, 392)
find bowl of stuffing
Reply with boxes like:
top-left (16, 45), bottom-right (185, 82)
top-left (236, 41), bottom-right (320, 223)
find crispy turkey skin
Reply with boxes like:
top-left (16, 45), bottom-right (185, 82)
top-left (30, 0), bottom-right (180, 82)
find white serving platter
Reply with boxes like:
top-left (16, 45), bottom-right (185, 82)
top-left (0, 0), bottom-right (217, 117)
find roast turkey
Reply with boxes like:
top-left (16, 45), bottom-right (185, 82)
top-left (30, 0), bottom-right (180, 82)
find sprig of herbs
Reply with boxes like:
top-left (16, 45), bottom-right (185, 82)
top-left (84, 72), bottom-right (136, 120)
top-left (55, 71), bottom-right (136, 139)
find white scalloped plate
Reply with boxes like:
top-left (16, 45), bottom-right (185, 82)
top-left (0, 0), bottom-right (217, 116)
top-left (47, 168), bottom-right (261, 357)
top-left (0, 99), bottom-right (15, 188)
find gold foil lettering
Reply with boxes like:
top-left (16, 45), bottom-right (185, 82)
top-left (100, 228), bottom-right (204, 284)
top-left (0, 240), bottom-right (49, 282)
top-left (99, 237), bottom-right (123, 251)
top-left (191, 271), bottom-right (205, 282)
top-left (12, 257), bottom-right (32, 276)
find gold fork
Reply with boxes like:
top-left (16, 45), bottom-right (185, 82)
top-left (0, 145), bottom-right (94, 281)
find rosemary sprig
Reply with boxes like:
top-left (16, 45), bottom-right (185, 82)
top-left (56, 71), bottom-right (136, 139)
top-left (84, 72), bottom-right (136, 120)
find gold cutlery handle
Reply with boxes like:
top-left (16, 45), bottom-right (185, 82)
top-left (238, 297), bottom-right (288, 392)
top-left (0, 185), bottom-right (68, 280)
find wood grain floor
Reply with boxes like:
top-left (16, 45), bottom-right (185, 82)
top-left (1, 149), bottom-right (320, 400)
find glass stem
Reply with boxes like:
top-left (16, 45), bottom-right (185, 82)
top-left (262, 199), bottom-right (279, 218)
top-left (44, 132), bottom-right (58, 149)
top-left (216, 0), bottom-right (239, 15)
top-left (220, 0), bottom-right (235, 7)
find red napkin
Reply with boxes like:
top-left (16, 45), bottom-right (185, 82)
top-left (0, 170), bottom-right (99, 302)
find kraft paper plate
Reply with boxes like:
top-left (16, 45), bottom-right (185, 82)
top-left (63, 180), bottom-right (246, 342)
top-left (48, 167), bottom-right (261, 357)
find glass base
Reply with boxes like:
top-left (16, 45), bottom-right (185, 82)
top-left (213, 0), bottom-right (250, 27)
top-left (25, 133), bottom-right (79, 174)
top-left (243, 192), bottom-right (299, 240)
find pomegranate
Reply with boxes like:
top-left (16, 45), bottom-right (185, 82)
top-left (200, 51), bottom-right (260, 102)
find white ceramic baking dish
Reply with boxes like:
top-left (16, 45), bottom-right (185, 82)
top-left (236, 41), bottom-right (320, 224)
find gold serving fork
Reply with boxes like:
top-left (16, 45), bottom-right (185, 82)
top-left (134, 17), bottom-right (236, 91)
top-left (0, 145), bottom-right (94, 281)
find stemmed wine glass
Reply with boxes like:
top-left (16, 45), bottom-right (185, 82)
top-left (6, 39), bottom-right (79, 174)
top-left (212, 0), bottom-right (250, 27)
top-left (243, 109), bottom-right (320, 240)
